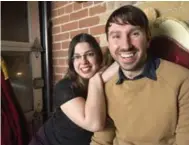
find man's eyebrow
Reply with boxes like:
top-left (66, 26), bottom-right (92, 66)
top-left (109, 27), bottom-right (142, 35)
top-left (109, 31), bottom-right (120, 36)
top-left (130, 27), bottom-right (142, 32)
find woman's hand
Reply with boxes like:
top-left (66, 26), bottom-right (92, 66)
top-left (89, 72), bottom-right (104, 90)
top-left (101, 62), bottom-right (119, 83)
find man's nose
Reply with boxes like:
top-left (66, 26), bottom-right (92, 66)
top-left (121, 36), bottom-right (131, 50)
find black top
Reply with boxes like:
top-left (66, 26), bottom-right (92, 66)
top-left (44, 78), bottom-right (93, 145)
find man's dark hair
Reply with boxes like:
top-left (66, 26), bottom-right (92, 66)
top-left (105, 5), bottom-right (150, 40)
top-left (65, 33), bottom-right (103, 89)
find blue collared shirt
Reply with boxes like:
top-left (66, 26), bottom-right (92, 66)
top-left (116, 56), bottom-right (160, 85)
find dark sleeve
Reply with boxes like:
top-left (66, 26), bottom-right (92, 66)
top-left (53, 79), bottom-right (77, 107)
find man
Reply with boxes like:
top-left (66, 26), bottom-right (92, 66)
top-left (90, 5), bottom-right (189, 145)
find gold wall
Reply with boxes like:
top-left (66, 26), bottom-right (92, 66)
top-left (136, 2), bottom-right (189, 24)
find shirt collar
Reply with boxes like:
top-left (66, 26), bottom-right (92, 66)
top-left (116, 56), bottom-right (160, 85)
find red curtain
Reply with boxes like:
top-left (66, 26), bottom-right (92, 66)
top-left (149, 36), bottom-right (189, 69)
top-left (1, 59), bottom-right (30, 145)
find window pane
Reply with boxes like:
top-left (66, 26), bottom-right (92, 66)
top-left (1, 51), bottom-right (33, 112)
top-left (1, 2), bottom-right (29, 42)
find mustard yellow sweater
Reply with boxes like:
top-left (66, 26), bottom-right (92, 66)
top-left (91, 59), bottom-right (189, 145)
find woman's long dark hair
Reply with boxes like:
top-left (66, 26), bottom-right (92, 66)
top-left (65, 33), bottom-right (103, 89)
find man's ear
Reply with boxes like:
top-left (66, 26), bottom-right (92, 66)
top-left (146, 30), bottom-right (151, 49)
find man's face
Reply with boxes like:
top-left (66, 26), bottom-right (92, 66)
top-left (108, 23), bottom-right (149, 71)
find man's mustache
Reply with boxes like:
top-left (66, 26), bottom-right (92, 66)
top-left (116, 46), bottom-right (137, 53)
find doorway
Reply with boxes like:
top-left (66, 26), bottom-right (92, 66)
top-left (1, 1), bottom-right (43, 135)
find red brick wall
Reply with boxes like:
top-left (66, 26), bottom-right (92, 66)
top-left (51, 1), bottom-right (188, 83)
top-left (51, 1), bottom-right (106, 83)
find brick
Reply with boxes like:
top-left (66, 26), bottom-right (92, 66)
top-left (54, 66), bottom-right (68, 73)
top-left (94, 1), bottom-right (103, 5)
top-left (53, 74), bottom-right (63, 81)
top-left (65, 3), bottom-right (73, 14)
top-left (59, 15), bottom-right (69, 24)
top-left (57, 7), bottom-right (64, 15)
top-left (61, 21), bottom-right (78, 32)
top-left (52, 1), bottom-right (67, 9)
top-left (73, 2), bottom-right (82, 11)
top-left (79, 16), bottom-right (99, 28)
top-left (52, 15), bottom-right (69, 26)
top-left (52, 9), bottom-right (58, 17)
top-left (70, 9), bottom-right (88, 21)
top-left (61, 41), bottom-right (70, 49)
top-left (53, 33), bottom-right (69, 41)
top-left (52, 26), bottom-right (61, 34)
top-left (83, 1), bottom-right (93, 7)
top-left (52, 18), bottom-right (61, 26)
top-left (90, 25), bottom-right (105, 35)
top-left (52, 58), bottom-right (67, 66)
top-left (70, 28), bottom-right (88, 39)
top-left (89, 3), bottom-right (106, 16)
top-left (53, 50), bottom-right (68, 58)
top-left (53, 59), bottom-right (59, 66)
top-left (58, 58), bottom-right (68, 66)
top-left (52, 43), bottom-right (61, 50)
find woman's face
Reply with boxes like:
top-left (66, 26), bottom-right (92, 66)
top-left (73, 42), bottom-right (100, 79)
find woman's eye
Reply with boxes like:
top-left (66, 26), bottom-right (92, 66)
top-left (87, 52), bottom-right (95, 57)
top-left (74, 55), bottom-right (81, 60)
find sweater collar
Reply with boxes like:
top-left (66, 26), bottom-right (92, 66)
top-left (116, 55), bottom-right (160, 85)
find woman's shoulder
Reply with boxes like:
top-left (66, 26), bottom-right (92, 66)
top-left (53, 77), bottom-right (78, 106)
top-left (55, 77), bottom-right (74, 89)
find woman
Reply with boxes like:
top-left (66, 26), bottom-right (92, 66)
top-left (29, 33), bottom-right (118, 145)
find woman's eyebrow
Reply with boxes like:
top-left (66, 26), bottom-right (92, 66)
top-left (74, 50), bottom-right (93, 55)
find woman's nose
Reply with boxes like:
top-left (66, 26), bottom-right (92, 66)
top-left (80, 55), bottom-right (88, 64)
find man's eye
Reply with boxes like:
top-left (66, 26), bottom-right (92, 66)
top-left (112, 35), bottom-right (120, 39)
top-left (131, 31), bottom-right (140, 37)
top-left (134, 32), bottom-right (139, 35)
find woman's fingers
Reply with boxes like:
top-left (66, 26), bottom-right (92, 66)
top-left (98, 66), bottom-right (108, 75)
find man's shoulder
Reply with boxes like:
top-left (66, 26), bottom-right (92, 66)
top-left (159, 59), bottom-right (189, 76)
top-left (157, 59), bottom-right (189, 86)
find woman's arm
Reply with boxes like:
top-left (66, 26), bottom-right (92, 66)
top-left (60, 73), bottom-right (106, 132)
top-left (101, 61), bottom-right (119, 83)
